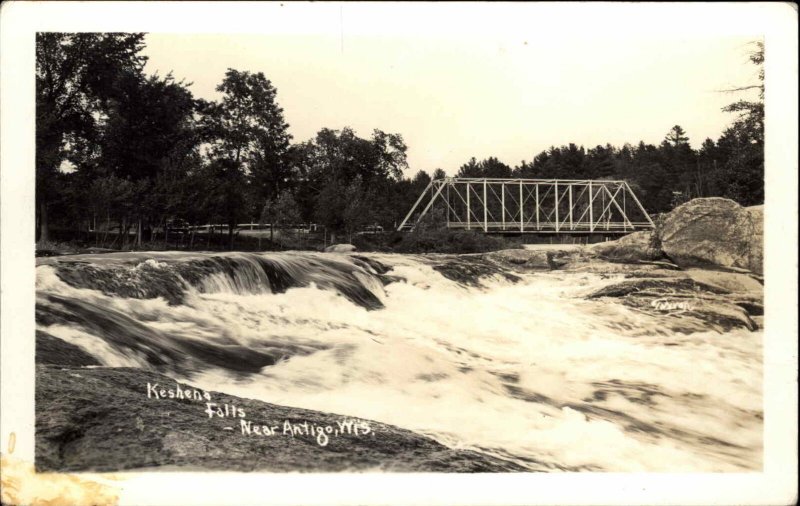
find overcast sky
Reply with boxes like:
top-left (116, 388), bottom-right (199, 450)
top-left (141, 4), bottom-right (762, 176)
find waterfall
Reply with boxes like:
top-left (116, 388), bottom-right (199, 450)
top-left (35, 250), bottom-right (762, 472)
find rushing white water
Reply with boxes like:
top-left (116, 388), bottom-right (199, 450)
top-left (36, 251), bottom-right (762, 472)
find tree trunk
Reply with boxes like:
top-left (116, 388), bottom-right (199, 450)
top-left (136, 218), bottom-right (142, 249)
top-left (123, 222), bottom-right (132, 250)
top-left (228, 220), bottom-right (235, 250)
top-left (39, 202), bottom-right (50, 245)
top-left (102, 212), bottom-right (110, 247)
top-left (119, 217), bottom-right (127, 249)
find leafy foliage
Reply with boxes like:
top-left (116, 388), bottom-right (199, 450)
top-left (36, 35), bottom-right (764, 251)
top-left (36, 33), bottom-right (148, 242)
top-left (392, 228), bottom-right (520, 254)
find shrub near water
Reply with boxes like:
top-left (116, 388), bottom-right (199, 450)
top-left (389, 228), bottom-right (521, 254)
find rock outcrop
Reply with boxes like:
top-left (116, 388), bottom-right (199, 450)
top-left (586, 274), bottom-right (761, 332)
top-left (35, 338), bottom-right (524, 473)
top-left (35, 330), bottom-right (101, 367)
top-left (744, 205), bottom-right (764, 274)
top-left (325, 243), bottom-right (357, 253)
top-left (659, 198), bottom-right (763, 274)
top-left (590, 230), bottom-right (663, 263)
top-left (486, 249), bottom-right (552, 269)
top-left (486, 249), bottom-right (566, 270)
top-left (431, 256), bottom-right (521, 286)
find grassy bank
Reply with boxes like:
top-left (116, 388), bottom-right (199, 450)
top-left (36, 228), bottom-right (324, 256)
top-left (37, 227), bottom-right (529, 256)
top-left (353, 229), bottom-right (524, 254)
top-left (37, 226), bottom-right (613, 257)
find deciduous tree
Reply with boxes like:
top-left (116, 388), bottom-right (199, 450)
top-left (201, 69), bottom-right (292, 248)
top-left (36, 32), bottom-right (147, 243)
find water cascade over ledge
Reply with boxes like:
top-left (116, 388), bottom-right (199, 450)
top-left (35, 250), bottom-right (762, 472)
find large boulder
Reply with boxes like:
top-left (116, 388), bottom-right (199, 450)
top-left (590, 230), bottom-right (663, 263)
top-left (659, 198), bottom-right (763, 274)
top-left (324, 243), bottom-right (356, 253)
top-left (745, 205), bottom-right (763, 274)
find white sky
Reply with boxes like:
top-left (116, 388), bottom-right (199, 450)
top-left (140, 3), bottom-right (763, 176)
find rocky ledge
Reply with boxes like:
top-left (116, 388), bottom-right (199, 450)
top-left (484, 248), bottom-right (763, 332)
top-left (584, 272), bottom-right (762, 332)
top-left (35, 335), bottom-right (523, 473)
top-left (477, 198), bottom-right (764, 332)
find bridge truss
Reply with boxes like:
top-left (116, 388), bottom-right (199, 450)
top-left (397, 178), bottom-right (655, 234)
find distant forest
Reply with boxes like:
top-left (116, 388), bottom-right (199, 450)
top-left (36, 34), bottom-right (764, 248)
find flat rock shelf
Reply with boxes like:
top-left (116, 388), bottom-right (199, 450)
top-left (36, 359), bottom-right (525, 473)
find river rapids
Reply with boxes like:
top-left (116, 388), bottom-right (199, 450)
top-left (35, 250), bottom-right (762, 472)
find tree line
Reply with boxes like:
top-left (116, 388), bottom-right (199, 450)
top-left (36, 34), bottom-right (763, 249)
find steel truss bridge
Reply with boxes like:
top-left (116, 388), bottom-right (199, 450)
top-left (397, 178), bottom-right (655, 234)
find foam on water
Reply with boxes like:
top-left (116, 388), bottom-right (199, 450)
top-left (35, 251), bottom-right (762, 472)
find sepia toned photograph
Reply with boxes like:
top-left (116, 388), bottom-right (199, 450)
top-left (1, 2), bottom-right (797, 506)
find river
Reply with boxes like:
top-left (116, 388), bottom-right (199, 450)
top-left (35, 250), bottom-right (762, 472)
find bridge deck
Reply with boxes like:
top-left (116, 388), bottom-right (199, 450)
top-left (440, 221), bottom-right (653, 234)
